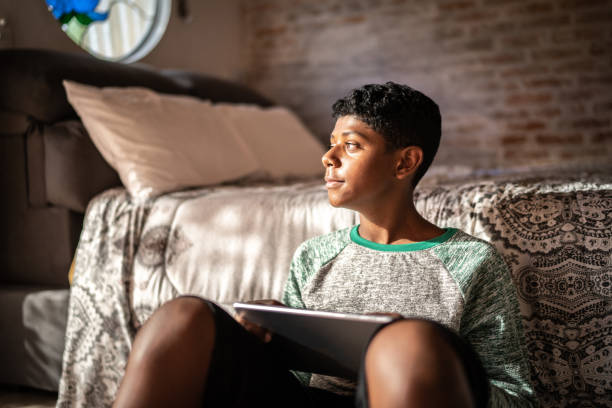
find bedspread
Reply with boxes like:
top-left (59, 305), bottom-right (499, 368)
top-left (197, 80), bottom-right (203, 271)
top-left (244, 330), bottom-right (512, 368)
top-left (57, 181), bottom-right (357, 407)
top-left (57, 171), bottom-right (612, 407)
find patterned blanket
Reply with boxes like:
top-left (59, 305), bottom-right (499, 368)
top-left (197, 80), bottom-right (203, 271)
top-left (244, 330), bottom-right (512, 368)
top-left (414, 171), bottom-right (612, 407)
top-left (57, 171), bottom-right (612, 407)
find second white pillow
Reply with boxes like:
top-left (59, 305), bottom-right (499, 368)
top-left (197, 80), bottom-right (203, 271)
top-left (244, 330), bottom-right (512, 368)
top-left (215, 103), bottom-right (325, 179)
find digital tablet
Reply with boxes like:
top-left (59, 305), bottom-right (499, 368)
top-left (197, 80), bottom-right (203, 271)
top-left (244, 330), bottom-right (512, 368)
top-left (233, 302), bottom-right (394, 379)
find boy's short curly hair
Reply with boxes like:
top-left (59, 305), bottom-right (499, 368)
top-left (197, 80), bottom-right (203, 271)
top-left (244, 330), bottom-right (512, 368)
top-left (332, 82), bottom-right (441, 187)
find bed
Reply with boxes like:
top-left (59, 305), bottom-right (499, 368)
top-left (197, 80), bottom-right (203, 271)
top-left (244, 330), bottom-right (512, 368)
top-left (1, 49), bottom-right (610, 408)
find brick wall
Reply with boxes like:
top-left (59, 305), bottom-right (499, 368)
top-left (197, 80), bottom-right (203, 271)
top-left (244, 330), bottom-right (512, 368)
top-left (242, 0), bottom-right (612, 170)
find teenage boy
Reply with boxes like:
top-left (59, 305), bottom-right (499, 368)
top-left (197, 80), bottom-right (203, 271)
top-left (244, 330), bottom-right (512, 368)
top-left (113, 82), bottom-right (536, 408)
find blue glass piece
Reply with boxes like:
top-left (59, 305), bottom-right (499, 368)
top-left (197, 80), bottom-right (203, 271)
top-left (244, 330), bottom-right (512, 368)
top-left (86, 11), bottom-right (109, 21)
top-left (45, 0), bottom-right (109, 21)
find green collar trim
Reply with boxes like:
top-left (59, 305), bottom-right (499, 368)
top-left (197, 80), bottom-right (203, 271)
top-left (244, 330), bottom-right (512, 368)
top-left (350, 225), bottom-right (457, 252)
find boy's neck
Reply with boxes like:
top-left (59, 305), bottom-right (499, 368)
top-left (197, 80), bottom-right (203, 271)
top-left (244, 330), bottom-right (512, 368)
top-left (356, 191), bottom-right (444, 245)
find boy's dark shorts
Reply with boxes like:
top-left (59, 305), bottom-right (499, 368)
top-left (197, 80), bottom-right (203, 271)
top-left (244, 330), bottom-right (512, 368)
top-left (200, 299), bottom-right (489, 408)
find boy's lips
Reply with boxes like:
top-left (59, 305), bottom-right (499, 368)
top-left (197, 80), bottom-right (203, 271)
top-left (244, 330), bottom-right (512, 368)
top-left (324, 176), bottom-right (344, 188)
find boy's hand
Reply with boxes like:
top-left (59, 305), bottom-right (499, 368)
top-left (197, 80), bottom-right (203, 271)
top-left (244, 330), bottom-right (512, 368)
top-left (235, 299), bottom-right (285, 343)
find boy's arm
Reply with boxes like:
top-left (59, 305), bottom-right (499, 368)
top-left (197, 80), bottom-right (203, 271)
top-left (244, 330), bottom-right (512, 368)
top-left (281, 253), bottom-right (306, 309)
top-left (459, 250), bottom-right (537, 408)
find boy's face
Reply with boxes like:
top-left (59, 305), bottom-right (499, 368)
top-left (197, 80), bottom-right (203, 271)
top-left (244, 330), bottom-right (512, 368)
top-left (322, 115), bottom-right (399, 211)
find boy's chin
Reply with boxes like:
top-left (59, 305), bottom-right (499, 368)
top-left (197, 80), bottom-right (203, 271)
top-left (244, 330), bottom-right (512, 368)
top-left (327, 200), bottom-right (343, 208)
top-left (326, 193), bottom-right (342, 208)
top-left (327, 194), bottom-right (351, 209)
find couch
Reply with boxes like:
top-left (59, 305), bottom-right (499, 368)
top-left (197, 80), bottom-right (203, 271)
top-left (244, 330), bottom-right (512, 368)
top-left (1, 49), bottom-right (610, 408)
top-left (0, 48), bottom-right (272, 392)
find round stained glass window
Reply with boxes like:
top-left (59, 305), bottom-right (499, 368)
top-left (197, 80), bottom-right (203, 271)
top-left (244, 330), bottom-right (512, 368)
top-left (46, 0), bottom-right (171, 63)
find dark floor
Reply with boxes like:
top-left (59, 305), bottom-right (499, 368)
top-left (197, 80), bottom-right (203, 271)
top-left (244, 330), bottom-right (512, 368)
top-left (0, 386), bottom-right (56, 408)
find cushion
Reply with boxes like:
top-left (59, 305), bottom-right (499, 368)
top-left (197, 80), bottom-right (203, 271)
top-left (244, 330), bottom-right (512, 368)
top-left (0, 287), bottom-right (69, 391)
top-left (63, 80), bottom-right (261, 200)
top-left (215, 103), bottom-right (326, 179)
top-left (63, 80), bottom-right (325, 199)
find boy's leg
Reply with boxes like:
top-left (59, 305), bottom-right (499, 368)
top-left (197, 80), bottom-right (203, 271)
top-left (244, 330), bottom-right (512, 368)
top-left (113, 296), bottom-right (216, 408)
top-left (113, 296), bottom-right (314, 408)
top-left (357, 319), bottom-right (489, 408)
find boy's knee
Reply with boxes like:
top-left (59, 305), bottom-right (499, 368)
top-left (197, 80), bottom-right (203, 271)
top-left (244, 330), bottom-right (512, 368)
top-left (132, 297), bottom-right (216, 363)
top-left (158, 296), bottom-right (216, 329)
top-left (366, 319), bottom-right (447, 369)
top-left (149, 296), bottom-right (216, 336)
top-left (365, 319), bottom-right (474, 406)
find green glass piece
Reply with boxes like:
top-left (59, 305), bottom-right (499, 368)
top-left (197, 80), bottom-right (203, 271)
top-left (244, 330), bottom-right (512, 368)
top-left (75, 13), bottom-right (93, 26)
top-left (63, 15), bottom-right (89, 45)
top-left (59, 12), bottom-right (75, 25)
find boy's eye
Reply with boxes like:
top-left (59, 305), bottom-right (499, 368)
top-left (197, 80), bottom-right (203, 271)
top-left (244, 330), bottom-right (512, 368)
top-left (345, 142), bottom-right (359, 151)
top-left (327, 142), bottom-right (360, 152)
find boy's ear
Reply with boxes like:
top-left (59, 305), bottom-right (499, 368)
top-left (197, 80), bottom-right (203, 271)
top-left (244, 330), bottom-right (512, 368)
top-left (395, 146), bottom-right (423, 180)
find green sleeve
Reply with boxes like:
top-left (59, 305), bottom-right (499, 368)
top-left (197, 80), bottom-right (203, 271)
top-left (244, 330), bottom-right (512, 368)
top-left (281, 228), bottom-right (352, 309)
top-left (436, 238), bottom-right (537, 407)
top-left (281, 242), bottom-right (308, 309)
top-left (460, 250), bottom-right (537, 407)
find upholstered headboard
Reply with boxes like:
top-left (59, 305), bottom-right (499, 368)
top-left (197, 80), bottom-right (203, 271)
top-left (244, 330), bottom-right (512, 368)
top-left (0, 48), bottom-right (273, 124)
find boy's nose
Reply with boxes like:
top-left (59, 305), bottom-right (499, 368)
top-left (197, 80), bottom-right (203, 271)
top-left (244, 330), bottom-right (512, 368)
top-left (322, 149), bottom-right (340, 168)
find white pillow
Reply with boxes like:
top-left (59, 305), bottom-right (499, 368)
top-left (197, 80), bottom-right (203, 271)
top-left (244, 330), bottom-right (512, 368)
top-left (64, 81), bottom-right (326, 201)
top-left (214, 103), bottom-right (325, 179)
top-left (64, 80), bottom-right (260, 200)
